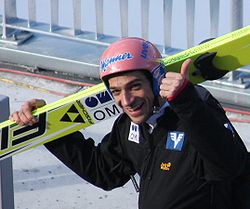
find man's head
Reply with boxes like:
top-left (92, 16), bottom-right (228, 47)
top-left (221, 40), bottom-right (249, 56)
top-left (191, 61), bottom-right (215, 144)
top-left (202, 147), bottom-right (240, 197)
top-left (99, 37), bottom-right (165, 124)
top-left (108, 70), bottom-right (155, 124)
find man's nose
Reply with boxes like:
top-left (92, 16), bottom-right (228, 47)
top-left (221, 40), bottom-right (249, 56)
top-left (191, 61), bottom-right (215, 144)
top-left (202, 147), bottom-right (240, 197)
top-left (121, 91), bottom-right (133, 106)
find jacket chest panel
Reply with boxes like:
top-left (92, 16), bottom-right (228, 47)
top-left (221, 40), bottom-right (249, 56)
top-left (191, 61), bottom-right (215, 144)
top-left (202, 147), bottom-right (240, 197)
top-left (124, 123), bottom-right (190, 174)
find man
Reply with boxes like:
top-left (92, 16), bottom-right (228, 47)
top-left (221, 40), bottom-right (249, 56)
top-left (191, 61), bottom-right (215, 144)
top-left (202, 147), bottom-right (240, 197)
top-left (10, 37), bottom-right (248, 209)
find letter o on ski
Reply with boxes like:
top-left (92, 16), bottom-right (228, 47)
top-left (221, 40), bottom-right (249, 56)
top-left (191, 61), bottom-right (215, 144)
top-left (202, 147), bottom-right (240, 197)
top-left (94, 110), bottom-right (106, 121)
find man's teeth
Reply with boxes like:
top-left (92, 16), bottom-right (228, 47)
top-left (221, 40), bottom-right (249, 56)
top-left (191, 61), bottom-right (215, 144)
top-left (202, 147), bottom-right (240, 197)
top-left (128, 103), bottom-right (142, 111)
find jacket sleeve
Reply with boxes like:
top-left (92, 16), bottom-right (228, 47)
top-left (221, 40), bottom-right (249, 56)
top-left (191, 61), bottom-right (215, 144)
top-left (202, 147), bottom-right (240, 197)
top-left (44, 118), bottom-right (135, 191)
top-left (169, 82), bottom-right (248, 180)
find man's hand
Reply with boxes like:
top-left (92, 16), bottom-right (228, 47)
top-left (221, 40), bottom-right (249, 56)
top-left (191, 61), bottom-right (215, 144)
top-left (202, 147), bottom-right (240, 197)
top-left (9, 99), bottom-right (46, 126)
top-left (160, 59), bottom-right (192, 101)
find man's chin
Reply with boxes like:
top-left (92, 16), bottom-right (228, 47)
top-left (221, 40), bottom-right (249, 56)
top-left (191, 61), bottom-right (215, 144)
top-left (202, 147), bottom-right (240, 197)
top-left (129, 116), bottom-right (147, 125)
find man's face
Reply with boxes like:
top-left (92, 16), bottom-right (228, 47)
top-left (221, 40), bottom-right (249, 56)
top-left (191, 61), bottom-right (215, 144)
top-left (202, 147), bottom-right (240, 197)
top-left (108, 71), bottom-right (155, 124)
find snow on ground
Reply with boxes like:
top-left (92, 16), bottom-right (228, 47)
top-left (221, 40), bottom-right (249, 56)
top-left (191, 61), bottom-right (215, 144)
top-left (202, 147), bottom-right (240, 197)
top-left (0, 71), bottom-right (249, 209)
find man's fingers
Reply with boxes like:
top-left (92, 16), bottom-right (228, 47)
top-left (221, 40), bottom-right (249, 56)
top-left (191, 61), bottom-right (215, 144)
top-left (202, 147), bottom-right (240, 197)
top-left (9, 98), bottom-right (46, 126)
top-left (9, 111), bottom-right (20, 123)
top-left (20, 108), bottom-right (37, 125)
top-left (9, 101), bottom-right (40, 126)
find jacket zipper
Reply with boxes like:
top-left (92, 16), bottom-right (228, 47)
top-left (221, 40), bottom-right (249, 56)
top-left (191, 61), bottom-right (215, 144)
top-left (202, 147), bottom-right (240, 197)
top-left (140, 148), bottom-right (156, 200)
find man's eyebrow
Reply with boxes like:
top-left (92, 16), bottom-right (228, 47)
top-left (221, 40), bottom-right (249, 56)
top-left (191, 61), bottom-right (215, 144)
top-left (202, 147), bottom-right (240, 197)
top-left (110, 78), bottom-right (143, 89)
top-left (109, 86), bottom-right (117, 90)
top-left (128, 78), bottom-right (144, 84)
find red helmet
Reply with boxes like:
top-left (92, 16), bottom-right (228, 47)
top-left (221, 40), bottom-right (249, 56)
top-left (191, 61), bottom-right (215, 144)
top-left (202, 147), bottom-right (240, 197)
top-left (99, 37), bottom-right (165, 96)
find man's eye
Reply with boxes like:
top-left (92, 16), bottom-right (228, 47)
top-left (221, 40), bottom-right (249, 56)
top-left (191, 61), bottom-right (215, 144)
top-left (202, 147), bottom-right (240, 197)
top-left (131, 83), bottom-right (141, 90)
top-left (111, 89), bottom-right (120, 96)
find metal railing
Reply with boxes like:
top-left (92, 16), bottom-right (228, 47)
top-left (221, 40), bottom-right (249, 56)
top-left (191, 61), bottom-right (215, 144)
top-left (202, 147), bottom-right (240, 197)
top-left (0, 0), bottom-right (249, 83)
top-left (0, 0), bottom-right (247, 47)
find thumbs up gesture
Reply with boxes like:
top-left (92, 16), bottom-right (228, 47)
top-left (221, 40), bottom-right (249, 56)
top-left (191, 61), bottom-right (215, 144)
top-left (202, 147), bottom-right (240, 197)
top-left (159, 59), bottom-right (192, 101)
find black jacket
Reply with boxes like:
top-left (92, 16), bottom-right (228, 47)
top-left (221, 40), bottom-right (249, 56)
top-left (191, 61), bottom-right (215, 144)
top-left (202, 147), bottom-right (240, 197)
top-left (45, 83), bottom-right (248, 209)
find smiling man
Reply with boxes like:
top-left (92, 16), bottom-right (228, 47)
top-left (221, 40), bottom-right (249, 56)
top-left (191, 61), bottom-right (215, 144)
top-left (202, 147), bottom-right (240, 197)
top-left (10, 37), bottom-right (248, 209)
top-left (109, 71), bottom-right (155, 124)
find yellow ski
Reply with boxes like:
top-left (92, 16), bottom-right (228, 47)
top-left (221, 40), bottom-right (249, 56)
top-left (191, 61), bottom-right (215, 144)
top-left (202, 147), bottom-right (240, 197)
top-left (0, 25), bottom-right (249, 160)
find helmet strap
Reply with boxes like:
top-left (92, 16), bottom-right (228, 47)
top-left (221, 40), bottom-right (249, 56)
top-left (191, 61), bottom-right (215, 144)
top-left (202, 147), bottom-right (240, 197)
top-left (153, 96), bottom-right (161, 113)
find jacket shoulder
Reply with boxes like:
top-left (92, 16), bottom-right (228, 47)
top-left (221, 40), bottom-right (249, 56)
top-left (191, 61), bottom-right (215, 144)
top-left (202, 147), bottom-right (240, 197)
top-left (194, 84), bottom-right (225, 113)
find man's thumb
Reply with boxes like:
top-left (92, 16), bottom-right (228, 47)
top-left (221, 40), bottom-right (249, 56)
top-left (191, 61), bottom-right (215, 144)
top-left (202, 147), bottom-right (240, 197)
top-left (180, 59), bottom-right (192, 79)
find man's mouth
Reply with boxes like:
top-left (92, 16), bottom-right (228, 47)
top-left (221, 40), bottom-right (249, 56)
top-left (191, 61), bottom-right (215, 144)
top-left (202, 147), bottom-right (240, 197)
top-left (127, 102), bottom-right (144, 113)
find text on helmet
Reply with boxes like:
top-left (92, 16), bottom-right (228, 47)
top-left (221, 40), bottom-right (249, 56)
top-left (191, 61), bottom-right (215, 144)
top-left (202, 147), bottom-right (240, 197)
top-left (101, 52), bottom-right (133, 72)
top-left (141, 41), bottom-right (149, 59)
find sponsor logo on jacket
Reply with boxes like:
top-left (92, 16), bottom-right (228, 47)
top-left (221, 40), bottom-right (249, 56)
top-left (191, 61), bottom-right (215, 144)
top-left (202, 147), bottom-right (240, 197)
top-left (166, 131), bottom-right (185, 151)
top-left (128, 122), bottom-right (140, 144)
top-left (160, 162), bottom-right (171, 171)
